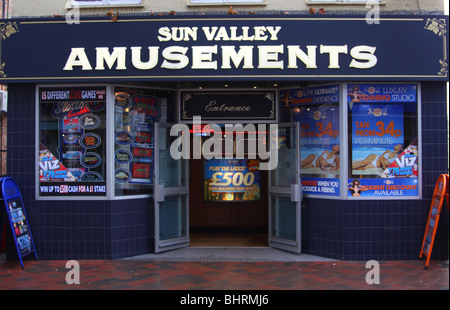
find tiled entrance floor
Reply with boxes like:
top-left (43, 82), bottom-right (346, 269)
top-left (124, 246), bottom-right (337, 262)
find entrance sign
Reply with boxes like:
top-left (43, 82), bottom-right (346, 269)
top-left (0, 177), bottom-right (38, 269)
top-left (0, 16), bottom-right (448, 83)
top-left (419, 174), bottom-right (448, 269)
top-left (180, 91), bottom-right (276, 122)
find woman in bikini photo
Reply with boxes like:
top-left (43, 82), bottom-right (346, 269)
top-left (348, 85), bottom-right (361, 103)
top-left (301, 144), bottom-right (340, 172)
top-left (348, 179), bottom-right (366, 196)
top-left (352, 144), bottom-right (403, 171)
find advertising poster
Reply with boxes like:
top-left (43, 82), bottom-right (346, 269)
top-left (7, 199), bottom-right (32, 255)
top-left (348, 84), bottom-right (418, 197)
top-left (351, 104), bottom-right (404, 175)
top-left (39, 87), bottom-right (107, 196)
top-left (204, 159), bottom-right (261, 201)
top-left (114, 92), bottom-right (160, 185)
top-left (281, 85), bottom-right (340, 196)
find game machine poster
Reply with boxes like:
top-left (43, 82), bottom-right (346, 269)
top-left (38, 87), bottom-right (107, 196)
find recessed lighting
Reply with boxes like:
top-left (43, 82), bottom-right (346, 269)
top-left (274, 83), bottom-right (278, 87)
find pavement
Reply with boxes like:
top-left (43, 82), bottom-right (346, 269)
top-left (0, 248), bottom-right (448, 293)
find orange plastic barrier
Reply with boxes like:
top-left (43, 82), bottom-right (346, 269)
top-left (419, 174), bottom-right (448, 269)
top-left (444, 174), bottom-right (449, 210)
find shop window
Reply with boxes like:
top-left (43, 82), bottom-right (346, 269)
top-left (189, 0), bottom-right (264, 4)
top-left (347, 84), bottom-right (419, 198)
top-left (281, 85), bottom-right (341, 197)
top-left (38, 87), bottom-right (107, 197)
top-left (307, 0), bottom-right (380, 2)
top-left (114, 86), bottom-right (173, 197)
top-left (71, 0), bottom-right (142, 6)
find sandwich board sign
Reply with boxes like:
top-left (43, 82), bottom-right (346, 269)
top-left (0, 177), bottom-right (38, 269)
top-left (419, 174), bottom-right (449, 270)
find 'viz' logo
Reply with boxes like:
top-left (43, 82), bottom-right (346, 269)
top-left (40, 159), bottom-right (60, 171)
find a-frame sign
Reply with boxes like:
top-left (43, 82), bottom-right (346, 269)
top-left (0, 177), bottom-right (38, 269)
top-left (419, 174), bottom-right (449, 270)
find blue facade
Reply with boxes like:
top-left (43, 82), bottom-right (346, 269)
top-left (5, 82), bottom-right (448, 260)
top-left (2, 14), bottom-right (448, 261)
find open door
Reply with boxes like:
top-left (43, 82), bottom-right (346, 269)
top-left (268, 123), bottom-right (302, 253)
top-left (154, 123), bottom-right (189, 253)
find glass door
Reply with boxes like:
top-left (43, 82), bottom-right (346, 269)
top-left (154, 123), bottom-right (189, 253)
top-left (268, 123), bottom-right (302, 253)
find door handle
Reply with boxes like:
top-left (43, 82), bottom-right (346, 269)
top-left (291, 184), bottom-right (300, 202)
top-left (156, 184), bottom-right (165, 202)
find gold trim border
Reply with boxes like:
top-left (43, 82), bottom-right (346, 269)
top-left (20, 17), bottom-right (425, 24)
top-left (0, 74), bottom-right (447, 81)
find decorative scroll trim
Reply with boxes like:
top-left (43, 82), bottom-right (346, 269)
top-left (0, 21), bottom-right (20, 77)
top-left (438, 59), bottom-right (448, 76)
top-left (424, 18), bottom-right (447, 37)
top-left (0, 62), bottom-right (6, 78)
top-left (424, 18), bottom-right (448, 76)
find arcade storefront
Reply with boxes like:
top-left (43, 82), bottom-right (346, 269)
top-left (0, 14), bottom-right (448, 260)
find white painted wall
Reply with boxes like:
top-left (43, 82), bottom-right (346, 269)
top-left (10, 0), bottom-right (445, 18)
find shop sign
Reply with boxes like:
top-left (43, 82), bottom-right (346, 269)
top-left (0, 16), bottom-right (448, 82)
top-left (180, 91), bottom-right (276, 122)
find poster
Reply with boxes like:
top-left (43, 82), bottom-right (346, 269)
top-left (114, 92), bottom-right (160, 185)
top-left (39, 87), bottom-right (107, 196)
top-left (348, 84), bottom-right (418, 197)
top-left (204, 159), bottom-right (261, 201)
top-left (7, 199), bottom-right (32, 255)
top-left (282, 85), bottom-right (340, 196)
top-left (351, 104), bottom-right (404, 176)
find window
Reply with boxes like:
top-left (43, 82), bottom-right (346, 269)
top-left (282, 85), bottom-right (341, 197)
top-left (38, 87), bottom-right (107, 197)
top-left (190, 0), bottom-right (264, 4)
top-left (308, 0), bottom-right (380, 2)
top-left (114, 86), bottom-right (175, 197)
top-left (71, 0), bottom-right (142, 6)
top-left (37, 85), bottom-right (176, 199)
top-left (347, 84), bottom-right (419, 198)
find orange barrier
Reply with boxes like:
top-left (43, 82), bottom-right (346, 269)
top-left (419, 174), bottom-right (448, 269)
top-left (444, 174), bottom-right (449, 211)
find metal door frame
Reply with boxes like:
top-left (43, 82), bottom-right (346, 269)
top-left (268, 122), bottom-right (302, 253)
top-left (154, 123), bottom-right (190, 253)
